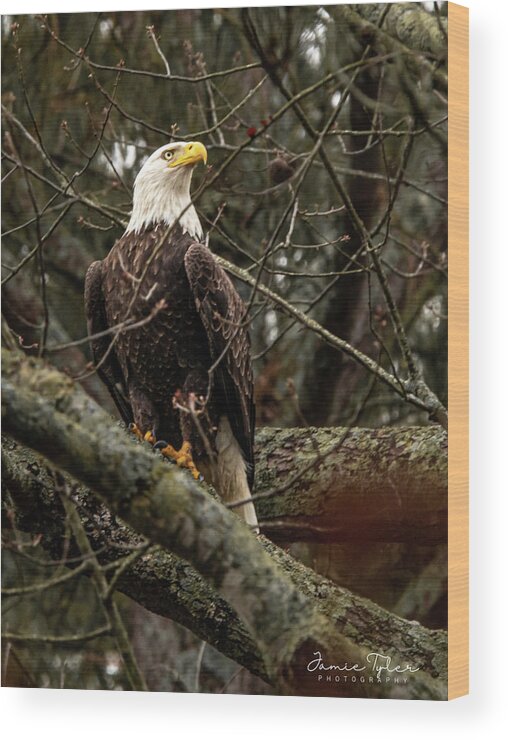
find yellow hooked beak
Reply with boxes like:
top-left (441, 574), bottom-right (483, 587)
top-left (169, 141), bottom-right (208, 168)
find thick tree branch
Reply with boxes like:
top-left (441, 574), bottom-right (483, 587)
top-left (334, 4), bottom-right (448, 93)
top-left (3, 439), bottom-right (447, 700)
top-left (1, 349), bottom-right (447, 698)
top-left (357, 3), bottom-right (447, 57)
top-left (255, 426), bottom-right (447, 545)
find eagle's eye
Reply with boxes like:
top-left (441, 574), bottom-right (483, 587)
top-left (162, 150), bottom-right (174, 161)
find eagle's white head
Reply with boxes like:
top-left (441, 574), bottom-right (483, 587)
top-left (125, 141), bottom-right (207, 240)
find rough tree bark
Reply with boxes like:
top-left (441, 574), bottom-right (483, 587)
top-left (255, 425), bottom-right (446, 545)
top-left (334, 4), bottom-right (448, 93)
top-left (354, 2), bottom-right (448, 57)
top-left (1, 349), bottom-right (447, 699)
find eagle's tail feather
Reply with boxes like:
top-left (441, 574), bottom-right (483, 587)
top-left (215, 416), bottom-right (259, 533)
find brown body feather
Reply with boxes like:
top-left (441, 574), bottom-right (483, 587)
top-left (84, 224), bottom-right (255, 488)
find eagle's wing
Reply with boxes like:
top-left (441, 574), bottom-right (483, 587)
top-left (184, 243), bottom-right (255, 487)
top-left (84, 260), bottom-right (133, 426)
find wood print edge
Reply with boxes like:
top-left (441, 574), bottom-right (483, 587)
top-left (448, 0), bottom-right (469, 701)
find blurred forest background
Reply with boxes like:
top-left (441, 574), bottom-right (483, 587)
top-left (2, 3), bottom-right (448, 697)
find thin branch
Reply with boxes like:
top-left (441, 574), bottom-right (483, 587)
top-left (146, 25), bottom-right (171, 76)
top-left (2, 626), bottom-right (111, 645)
top-left (59, 482), bottom-right (148, 691)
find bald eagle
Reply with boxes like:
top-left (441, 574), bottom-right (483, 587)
top-left (84, 141), bottom-right (258, 530)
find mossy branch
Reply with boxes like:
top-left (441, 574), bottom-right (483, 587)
top-left (1, 349), bottom-right (447, 698)
top-left (334, 3), bottom-right (448, 93)
top-left (255, 426), bottom-right (447, 545)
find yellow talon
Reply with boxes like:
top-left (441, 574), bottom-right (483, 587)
top-left (130, 425), bottom-right (199, 478)
top-left (129, 423), bottom-right (144, 441)
top-left (159, 441), bottom-right (201, 479)
top-left (129, 424), bottom-right (156, 445)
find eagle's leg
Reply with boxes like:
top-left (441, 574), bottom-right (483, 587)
top-left (128, 386), bottom-right (167, 445)
top-left (155, 441), bottom-right (201, 480)
top-left (164, 374), bottom-right (214, 481)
